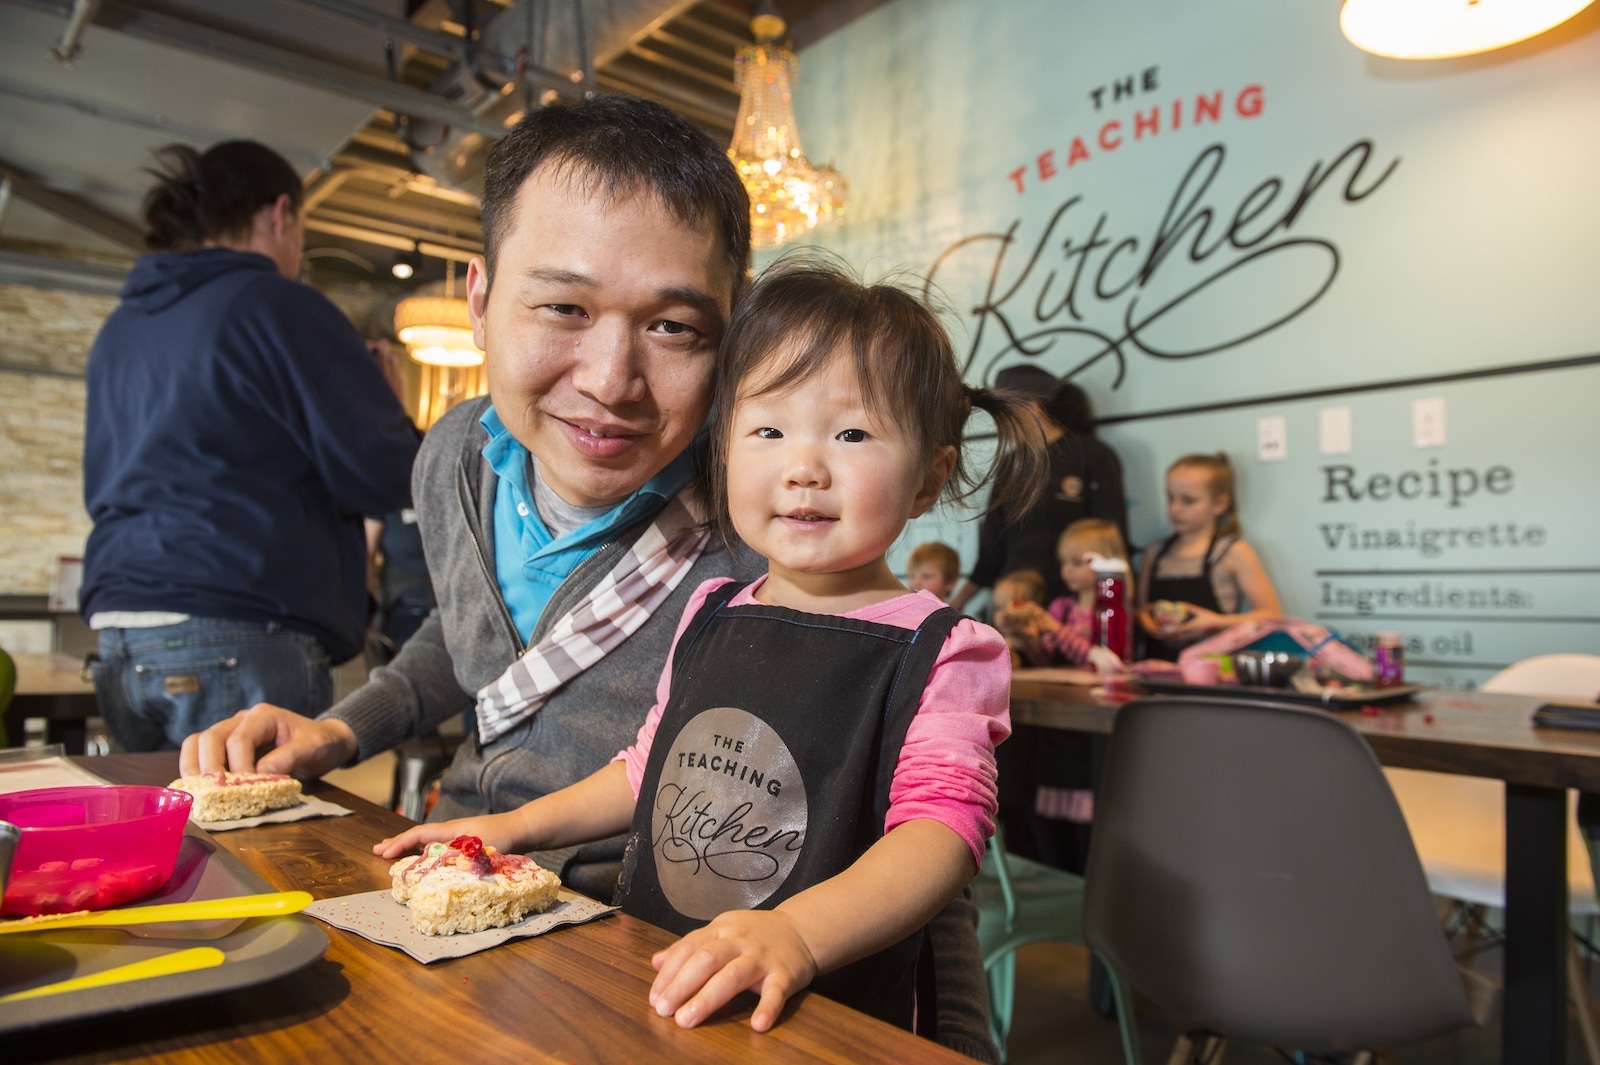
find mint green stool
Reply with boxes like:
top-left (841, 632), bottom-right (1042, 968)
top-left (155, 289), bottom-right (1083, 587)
top-left (971, 829), bottom-right (1141, 1063)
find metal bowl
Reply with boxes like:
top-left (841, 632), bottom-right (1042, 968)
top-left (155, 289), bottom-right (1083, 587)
top-left (1230, 650), bottom-right (1306, 688)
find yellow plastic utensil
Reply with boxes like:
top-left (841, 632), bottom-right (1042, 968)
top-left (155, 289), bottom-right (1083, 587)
top-left (0, 946), bottom-right (225, 1002)
top-left (0, 890), bottom-right (311, 935)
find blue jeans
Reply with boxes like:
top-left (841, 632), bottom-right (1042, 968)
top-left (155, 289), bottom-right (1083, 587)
top-left (93, 617), bottom-right (333, 752)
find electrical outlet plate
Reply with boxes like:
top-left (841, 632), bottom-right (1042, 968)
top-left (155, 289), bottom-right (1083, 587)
top-left (1257, 415), bottom-right (1288, 461)
top-left (1319, 406), bottom-right (1352, 455)
top-left (1412, 397), bottom-right (1446, 448)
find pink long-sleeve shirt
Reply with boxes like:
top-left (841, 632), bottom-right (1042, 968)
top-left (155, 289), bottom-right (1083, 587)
top-left (616, 577), bottom-right (1011, 867)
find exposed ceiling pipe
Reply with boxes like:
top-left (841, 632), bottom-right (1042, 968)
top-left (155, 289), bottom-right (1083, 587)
top-left (0, 157), bottom-right (145, 251)
top-left (301, 216), bottom-right (479, 263)
top-left (9, 0), bottom-right (509, 140)
top-left (48, 0), bottom-right (98, 62)
top-left (399, 0), bottom-right (710, 196)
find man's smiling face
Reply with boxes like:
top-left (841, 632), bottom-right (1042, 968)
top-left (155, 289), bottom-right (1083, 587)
top-left (467, 167), bottom-right (735, 507)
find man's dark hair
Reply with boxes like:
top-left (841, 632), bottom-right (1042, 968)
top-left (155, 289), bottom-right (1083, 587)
top-left (481, 94), bottom-right (751, 291)
top-left (142, 141), bottom-right (303, 251)
top-left (1043, 381), bottom-right (1096, 435)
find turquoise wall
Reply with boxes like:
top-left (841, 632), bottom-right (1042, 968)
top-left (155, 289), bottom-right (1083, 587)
top-left (777, 0), bottom-right (1600, 685)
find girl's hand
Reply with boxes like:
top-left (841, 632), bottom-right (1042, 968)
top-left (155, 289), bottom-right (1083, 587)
top-left (1087, 645), bottom-right (1125, 675)
top-left (1167, 605), bottom-right (1226, 639)
top-left (649, 909), bottom-right (818, 1031)
top-left (995, 601), bottom-right (1046, 637)
top-left (373, 812), bottom-right (523, 860)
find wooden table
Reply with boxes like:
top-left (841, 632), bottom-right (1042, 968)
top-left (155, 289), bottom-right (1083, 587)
top-left (9, 753), bottom-right (972, 1065)
top-left (7, 652), bottom-right (99, 753)
top-left (1010, 677), bottom-right (1595, 1065)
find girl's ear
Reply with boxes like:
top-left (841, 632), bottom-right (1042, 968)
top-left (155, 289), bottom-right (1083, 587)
top-left (1209, 492), bottom-right (1232, 519)
top-left (911, 445), bottom-right (958, 518)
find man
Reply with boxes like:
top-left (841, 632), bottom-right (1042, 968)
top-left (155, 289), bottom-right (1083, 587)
top-left (82, 140), bottom-right (419, 752)
top-left (182, 97), bottom-right (995, 1061)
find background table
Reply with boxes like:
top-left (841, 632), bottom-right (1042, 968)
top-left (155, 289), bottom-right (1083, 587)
top-left (1010, 679), bottom-right (1597, 1065)
top-left (8, 753), bottom-right (972, 1065)
top-left (6, 652), bottom-right (98, 753)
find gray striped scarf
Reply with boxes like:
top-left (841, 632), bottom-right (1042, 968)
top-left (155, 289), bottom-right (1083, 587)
top-left (474, 491), bottom-right (711, 744)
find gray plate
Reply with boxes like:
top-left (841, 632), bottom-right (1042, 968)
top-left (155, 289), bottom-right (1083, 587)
top-left (0, 825), bottom-right (328, 1034)
top-left (1135, 678), bottom-right (1426, 707)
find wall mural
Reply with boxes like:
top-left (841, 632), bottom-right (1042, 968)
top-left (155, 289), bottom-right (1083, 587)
top-left (785, 0), bottom-right (1600, 685)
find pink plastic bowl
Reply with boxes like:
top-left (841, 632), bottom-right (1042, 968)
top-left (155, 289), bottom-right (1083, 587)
top-left (0, 785), bottom-right (193, 916)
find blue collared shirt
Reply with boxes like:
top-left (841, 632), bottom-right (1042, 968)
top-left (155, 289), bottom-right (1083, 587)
top-left (480, 406), bottom-right (696, 643)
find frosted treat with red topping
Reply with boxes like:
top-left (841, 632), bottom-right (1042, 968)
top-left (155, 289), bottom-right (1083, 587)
top-left (1151, 600), bottom-right (1191, 631)
top-left (389, 835), bottom-right (562, 936)
top-left (168, 771), bottom-right (303, 822)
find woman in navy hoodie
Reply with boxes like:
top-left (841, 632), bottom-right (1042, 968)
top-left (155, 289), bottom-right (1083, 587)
top-left (80, 140), bottom-right (419, 752)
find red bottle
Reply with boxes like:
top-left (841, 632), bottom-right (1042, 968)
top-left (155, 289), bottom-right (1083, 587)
top-left (1089, 555), bottom-right (1134, 663)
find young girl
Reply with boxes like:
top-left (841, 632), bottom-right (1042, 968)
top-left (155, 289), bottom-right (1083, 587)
top-left (376, 257), bottom-right (1048, 1038)
top-left (995, 520), bottom-right (1127, 871)
top-left (1137, 453), bottom-right (1283, 662)
top-left (999, 519), bottom-right (1128, 669)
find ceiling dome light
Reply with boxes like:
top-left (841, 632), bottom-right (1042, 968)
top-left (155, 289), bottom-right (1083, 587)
top-left (394, 295), bottom-right (482, 367)
top-left (1341, 0), bottom-right (1595, 59)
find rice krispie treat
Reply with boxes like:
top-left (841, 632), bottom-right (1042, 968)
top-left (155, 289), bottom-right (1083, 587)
top-left (390, 835), bottom-right (562, 936)
top-left (168, 770), bottom-right (303, 822)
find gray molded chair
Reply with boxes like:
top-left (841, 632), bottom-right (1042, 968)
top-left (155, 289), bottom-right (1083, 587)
top-left (972, 827), bottom-right (1141, 1063)
top-left (1084, 696), bottom-right (1492, 1061)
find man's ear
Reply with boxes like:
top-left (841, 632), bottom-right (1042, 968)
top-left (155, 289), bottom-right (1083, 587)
top-left (466, 255), bottom-right (490, 351)
top-left (912, 445), bottom-right (958, 518)
top-left (271, 193), bottom-right (295, 234)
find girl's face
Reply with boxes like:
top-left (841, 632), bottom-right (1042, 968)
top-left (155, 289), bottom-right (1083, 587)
top-left (1166, 465), bottom-right (1229, 536)
top-left (726, 349), bottom-right (954, 596)
top-left (1058, 540), bottom-right (1098, 596)
top-left (906, 564), bottom-right (956, 599)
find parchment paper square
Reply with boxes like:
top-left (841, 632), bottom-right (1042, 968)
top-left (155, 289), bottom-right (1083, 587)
top-left (194, 795), bottom-right (353, 831)
top-left (304, 888), bottom-right (616, 962)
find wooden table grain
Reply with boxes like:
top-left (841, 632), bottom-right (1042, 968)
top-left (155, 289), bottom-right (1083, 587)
top-left (1009, 678), bottom-right (1600, 1065)
top-left (8, 753), bottom-right (973, 1065)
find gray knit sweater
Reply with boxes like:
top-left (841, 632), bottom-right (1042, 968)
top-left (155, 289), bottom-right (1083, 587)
top-left (321, 396), bottom-right (757, 891)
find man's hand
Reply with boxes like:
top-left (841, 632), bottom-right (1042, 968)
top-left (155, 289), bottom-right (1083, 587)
top-left (178, 704), bottom-right (358, 778)
top-left (648, 909), bottom-right (818, 1032)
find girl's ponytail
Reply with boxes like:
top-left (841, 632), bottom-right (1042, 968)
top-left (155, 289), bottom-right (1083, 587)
top-left (963, 385), bottom-right (1050, 520)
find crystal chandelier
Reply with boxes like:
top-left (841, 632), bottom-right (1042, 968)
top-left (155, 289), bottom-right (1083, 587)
top-left (729, 5), bottom-right (847, 250)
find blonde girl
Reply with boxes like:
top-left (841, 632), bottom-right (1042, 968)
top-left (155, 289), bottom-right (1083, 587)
top-left (377, 255), bottom-right (1048, 1042)
top-left (1002, 518), bottom-right (1128, 668)
top-left (1138, 453), bottom-right (1282, 661)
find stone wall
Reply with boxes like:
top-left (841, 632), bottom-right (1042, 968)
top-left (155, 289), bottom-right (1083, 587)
top-left (0, 282), bottom-right (113, 594)
top-left (0, 274), bottom-right (425, 597)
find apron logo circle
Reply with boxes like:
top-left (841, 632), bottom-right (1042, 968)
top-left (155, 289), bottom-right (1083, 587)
top-left (650, 705), bottom-right (808, 919)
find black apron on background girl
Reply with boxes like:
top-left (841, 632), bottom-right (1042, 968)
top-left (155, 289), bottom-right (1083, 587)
top-left (616, 580), bottom-right (962, 1030)
top-left (1143, 532), bottom-right (1231, 662)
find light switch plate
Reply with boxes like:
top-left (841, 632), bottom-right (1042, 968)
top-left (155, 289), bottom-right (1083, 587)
top-left (1257, 415), bottom-right (1288, 462)
top-left (1319, 406), bottom-right (1352, 455)
top-left (1412, 397), bottom-right (1446, 448)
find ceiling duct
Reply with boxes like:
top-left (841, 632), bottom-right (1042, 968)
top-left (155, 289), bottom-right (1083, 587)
top-left (395, 0), bottom-right (703, 198)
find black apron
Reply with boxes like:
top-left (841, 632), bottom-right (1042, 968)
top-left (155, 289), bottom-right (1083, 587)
top-left (1143, 532), bottom-right (1226, 662)
top-left (615, 581), bottom-right (962, 1029)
